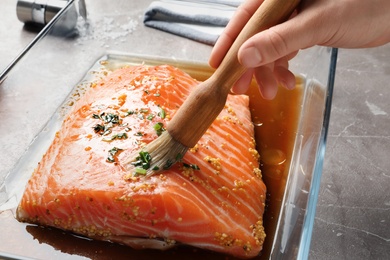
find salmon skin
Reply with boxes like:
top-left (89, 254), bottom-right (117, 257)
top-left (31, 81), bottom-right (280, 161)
top-left (16, 64), bottom-right (266, 258)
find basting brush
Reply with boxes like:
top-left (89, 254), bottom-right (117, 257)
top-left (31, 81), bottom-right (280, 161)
top-left (124, 0), bottom-right (301, 176)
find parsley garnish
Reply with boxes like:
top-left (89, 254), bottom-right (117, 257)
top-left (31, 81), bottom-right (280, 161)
top-left (132, 151), bottom-right (152, 169)
top-left (94, 112), bottom-right (120, 124)
top-left (176, 153), bottom-right (183, 161)
top-left (132, 151), bottom-right (160, 175)
top-left (163, 159), bottom-right (174, 170)
top-left (107, 147), bottom-right (123, 163)
top-left (92, 112), bottom-right (122, 136)
top-left (160, 153), bottom-right (184, 170)
top-left (102, 132), bottom-right (128, 142)
top-left (93, 124), bottom-right (105, 134)
top-left (153, 122), bottom-right (165, 136)
top-left (183, 163), bottom-right (200, 170)
top-left (116, 132), bottom-right (128, 139)
top-left (124, 110), bottom-right (135, 116)
top-left (102, 113), bottom-right (120, 124)
top-left (135, 168), bottom-right (147, 175)
top-left (158, 107), bottom-right (166, 119)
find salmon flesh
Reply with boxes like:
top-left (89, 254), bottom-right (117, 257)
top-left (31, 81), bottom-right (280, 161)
top-left (16, 65), bottom-right (266, 258)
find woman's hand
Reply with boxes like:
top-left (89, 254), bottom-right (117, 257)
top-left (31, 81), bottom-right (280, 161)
top-left (209, 0), bottom-right (390, 99)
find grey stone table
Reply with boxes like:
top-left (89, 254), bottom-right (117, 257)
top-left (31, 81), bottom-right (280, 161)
top-left (0, 0), bottom-right (389, 259)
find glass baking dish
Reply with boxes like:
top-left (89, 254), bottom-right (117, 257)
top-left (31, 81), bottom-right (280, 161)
top-left (0, 0), bottom-right (337, 259)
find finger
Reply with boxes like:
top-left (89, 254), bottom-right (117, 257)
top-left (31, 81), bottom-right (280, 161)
top-left (209, 0), bottom-right (265, 68)
top-left (285, 50), bottom-right (299, 62)
top-left (274, 66), bottom-right (296, 90)
top-left (209, 32), bottom-right (235, 69)
top-left (238, 13), bottom-right (319, 68)
top-left (273, 58), bottom-right (296, 90)
top-left (232, 69), bottom-right (254, 94)
top-left (253, 65), bottom-right (278, 100)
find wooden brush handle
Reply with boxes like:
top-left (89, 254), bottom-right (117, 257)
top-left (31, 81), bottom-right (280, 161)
top-left (168, 0), bottom-right (300, 148)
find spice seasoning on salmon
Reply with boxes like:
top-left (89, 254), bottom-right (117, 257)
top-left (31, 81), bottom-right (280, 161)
top-left (16, 64), bottom-right (266, 259)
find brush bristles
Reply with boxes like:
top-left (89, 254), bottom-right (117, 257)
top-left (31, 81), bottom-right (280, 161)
top-left (124, 131), bottom-right (189, 177)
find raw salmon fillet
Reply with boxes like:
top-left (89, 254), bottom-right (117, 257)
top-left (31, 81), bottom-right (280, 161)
top-left (16, 64), bottom-right (266, 258)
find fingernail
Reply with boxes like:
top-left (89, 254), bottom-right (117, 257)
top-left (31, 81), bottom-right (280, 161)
top-left (241, 46), bottom-right (262, 68)
top-left (280, 80), bottom-right (291, 90)
top-left (284, 78), bottom-right (296, 90)
top-left (262, 85), bottom-right (278, 100)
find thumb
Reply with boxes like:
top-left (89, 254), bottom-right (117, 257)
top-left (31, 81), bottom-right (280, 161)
top-left (238, 15), bottom-right (317, 68)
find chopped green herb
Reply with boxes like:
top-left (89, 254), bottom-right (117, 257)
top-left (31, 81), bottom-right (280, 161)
top-left (139, 151), bottom-right (152, 163)
top-left (147, 114), bottom-right (155, 120)
top-left (135, 132), bottom-right (144, 136)
top-left (106, 147), bottom-right (123, 163)
top-left (183, 163), bottom-right (200, 170)
top-left (102, 129), bottom-right (112, 136)
top-left (135, 168), bottom-right (147, 175)
top-left (125, 110), bottom-right (135, 116)
top-left (176, 153), bottom-right (183, 161)
top-left (163, 159), bottom-right (174, 170)
top-left (153, 122), bottom-right (163, 130)
top-left (92, 114), bottom-right (101, 119)
top-left (101, 113), bottom-right (120, 124)
top-left (144, 90), bottom-right (149, 94)
top-left (158, 107), bottom-right (166, 119)
top-left (153, 122), bottom-right (165, 136)
top-left (93, 124), bottom-right (105, 133)
top-left (116, 132), bottom-right (128, 139)
top-left (103, 132), bottom-right (128, 142)
top-left (152, 165), bottom-right (160, 171)
top-left (92, 112), bottom-right (122, 137)
top-left (140, 108), bottom-right (149, 113)
top-left (132, 151), bottom-right (153, 175)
